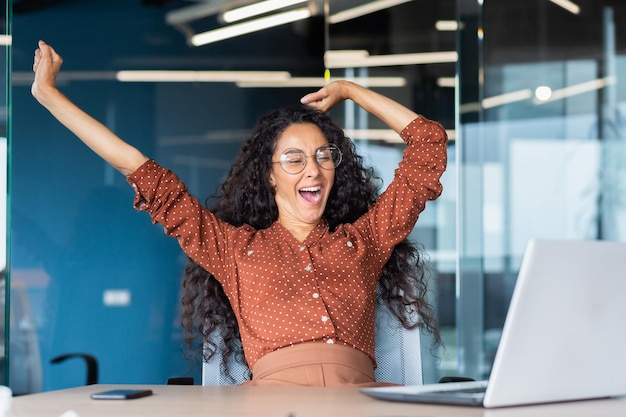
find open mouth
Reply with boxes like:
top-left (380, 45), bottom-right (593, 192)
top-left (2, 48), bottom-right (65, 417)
top-left (299, 186), bottom-right (322, 204)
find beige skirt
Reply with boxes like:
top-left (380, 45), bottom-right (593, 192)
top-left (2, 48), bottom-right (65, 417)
top-left (240, 343), bottom-right (400, 387)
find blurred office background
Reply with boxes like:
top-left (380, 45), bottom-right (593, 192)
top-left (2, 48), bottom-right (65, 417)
top-left (1, 0), bottom-right (625, 393)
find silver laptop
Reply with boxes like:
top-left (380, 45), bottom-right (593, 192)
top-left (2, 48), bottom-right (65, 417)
top-left (361, 239), bottom-right (626, 408)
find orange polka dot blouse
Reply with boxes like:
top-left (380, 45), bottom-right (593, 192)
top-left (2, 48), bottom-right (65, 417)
top-left (126, 116), bottom-right (448, 370)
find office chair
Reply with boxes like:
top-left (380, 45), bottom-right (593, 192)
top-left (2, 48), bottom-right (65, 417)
top-left (373, 299), bottom-right (423, 385)
top-left (50, 353), bottom-right (99, 385)
top-left (201, 301), bottom-right (424, 386)
top-left (201, 332), bottom-right (249, 386)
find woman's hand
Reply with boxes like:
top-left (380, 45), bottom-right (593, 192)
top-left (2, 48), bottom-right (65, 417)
top-left (302, 79), bottom-right (419, 134)
top-left (300, 80), bottom-right (353, 113)
top-left (31, 40), bottom-right (63, 104)
top-left (29, 39), bottom-right (149, 174)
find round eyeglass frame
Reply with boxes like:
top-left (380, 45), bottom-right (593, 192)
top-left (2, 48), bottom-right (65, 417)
top-left (273, 144), bottom-right (343, 175)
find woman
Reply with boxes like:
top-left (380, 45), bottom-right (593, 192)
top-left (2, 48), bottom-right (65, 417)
top-left (32, 40), bottom-right (448, 386)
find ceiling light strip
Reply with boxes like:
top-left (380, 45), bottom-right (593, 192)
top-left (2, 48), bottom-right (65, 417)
top-left (191, 8), bottom-right (311, 46)
top-left (166, 0), bottom-right (229, 25)
top-left (222, 0), bottom-right (309, 23)
top-left (237, 76), bottom-right (407, 88)
top-left (437, 77), bottom-right (456, 88)
top-left (12, 71), bottom-right (119, 85)
top-left (116, 70), bottom-right (291, 83)
top-left (435, 20), bottom-right (459, 31)
top-left (482, 89), bottom-right (533, 109)
top-left (325, 51), bottom-right (458, 68)
top-left (548, 0), bottom-right (580, 15)
top-left (344, 128), bottom-right (456, 142)
top-left (472, 77), bottom-right (615, 110)
top-left (534, 76), bottom-right (616, 104)
top-left (329, 0), bottom-right (414, 24)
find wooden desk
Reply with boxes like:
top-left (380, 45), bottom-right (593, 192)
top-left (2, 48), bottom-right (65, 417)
top-left (11, 384), bottom-right (626, 417)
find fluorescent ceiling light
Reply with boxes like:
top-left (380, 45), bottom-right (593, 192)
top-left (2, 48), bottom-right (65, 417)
top-left (534, 76), bottom-right (616, 104)
top-left (325, 50), bottom-right (458, 68)
top-left (482, 89), bottom-right (533, 109)
top-left (324, 50), bottom-right (370, 62)
top-left (116, 70), bottom-right (291, 83)
top-left (222, 0), bottom-right (308, 23)
top-left (12, 71), bottom-right (118, 85)
top-left (437, 77), bottom-right (456, 88)
top-left (237, 76), bottom-right (406, 88)
top-left (343, 128), bottom-right (456, 142)
top-left (549, 0), bottom-right (580, 15)
top-left (329, 0), bottom-right (413, 24)
top-left (344, 128), bottom-right (408, 142)
top-left (534, 86), bottom-right (553, 102)
top-left (435, 20), bottom-right (460, 31)
top-left (466, 77), bottom-right (615, 110)
top-left (191, 8), bottom-right (311, 46)
top-left (166, 0), bottom-right (229, 25)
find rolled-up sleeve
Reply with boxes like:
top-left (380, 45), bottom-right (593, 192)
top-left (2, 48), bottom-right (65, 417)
top-left (396, 115), bottom-right (448, 197)
top-left (355, 116), bottom-right (448, 266)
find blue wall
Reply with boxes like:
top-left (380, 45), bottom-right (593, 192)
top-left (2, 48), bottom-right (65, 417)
top-left (10, 0), bottom-right (323, 391)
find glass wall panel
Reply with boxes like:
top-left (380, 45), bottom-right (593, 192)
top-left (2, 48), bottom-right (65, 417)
top-left (0, 0), bottom-right (7, 388)
top-left (326, 0), bottom-right (457, 383)
top-left (457, 0), bottom-right (626, 379)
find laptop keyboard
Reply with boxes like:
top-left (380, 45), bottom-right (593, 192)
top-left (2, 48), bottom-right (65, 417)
top-left (427, 386), bottom-right (486, 396)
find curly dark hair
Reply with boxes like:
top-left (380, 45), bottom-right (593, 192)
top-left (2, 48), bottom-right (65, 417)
top-left (181, 106), bottom-right (441, 382)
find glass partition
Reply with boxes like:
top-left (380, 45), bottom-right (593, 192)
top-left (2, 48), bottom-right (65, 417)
top-left (457, 0), bottom-right (626, 380)
top-left (1, 0), bottom-right (8, 388)
top-left (326, 0), bottom-right (626, 383)
top-left (325, 0), bottom-right (457, 383)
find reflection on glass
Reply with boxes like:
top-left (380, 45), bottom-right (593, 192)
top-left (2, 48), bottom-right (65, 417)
top-left (458, 0), bottom-right (626, 380)
top-left (327, 0), bottom-right (457, 383)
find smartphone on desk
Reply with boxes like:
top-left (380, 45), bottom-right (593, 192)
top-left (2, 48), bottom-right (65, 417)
top-left (90, 389), bottom-right (153, 400)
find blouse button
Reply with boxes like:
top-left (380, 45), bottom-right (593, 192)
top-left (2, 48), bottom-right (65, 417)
top-left (312, 293), bottom-right (320, 299)
top-left (299, 246), bottom-right (306, 251)
top-left (326, 339), bottom-right (334, 344)
top-left (346, 241), bottom-right (353, 247)
top-left (321, 315), bottom-right (329, 323)
top-left (304, 265), bottom-right (312, 272)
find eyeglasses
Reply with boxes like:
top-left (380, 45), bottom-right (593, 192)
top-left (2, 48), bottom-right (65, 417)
top-left (273, 144), bottom-right (343, 175)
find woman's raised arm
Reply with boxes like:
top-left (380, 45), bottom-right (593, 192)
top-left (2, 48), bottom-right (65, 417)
top-left (300, 80), bottom-right (420, 134)
top-left (31, 40), bottom-right (148, 176)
